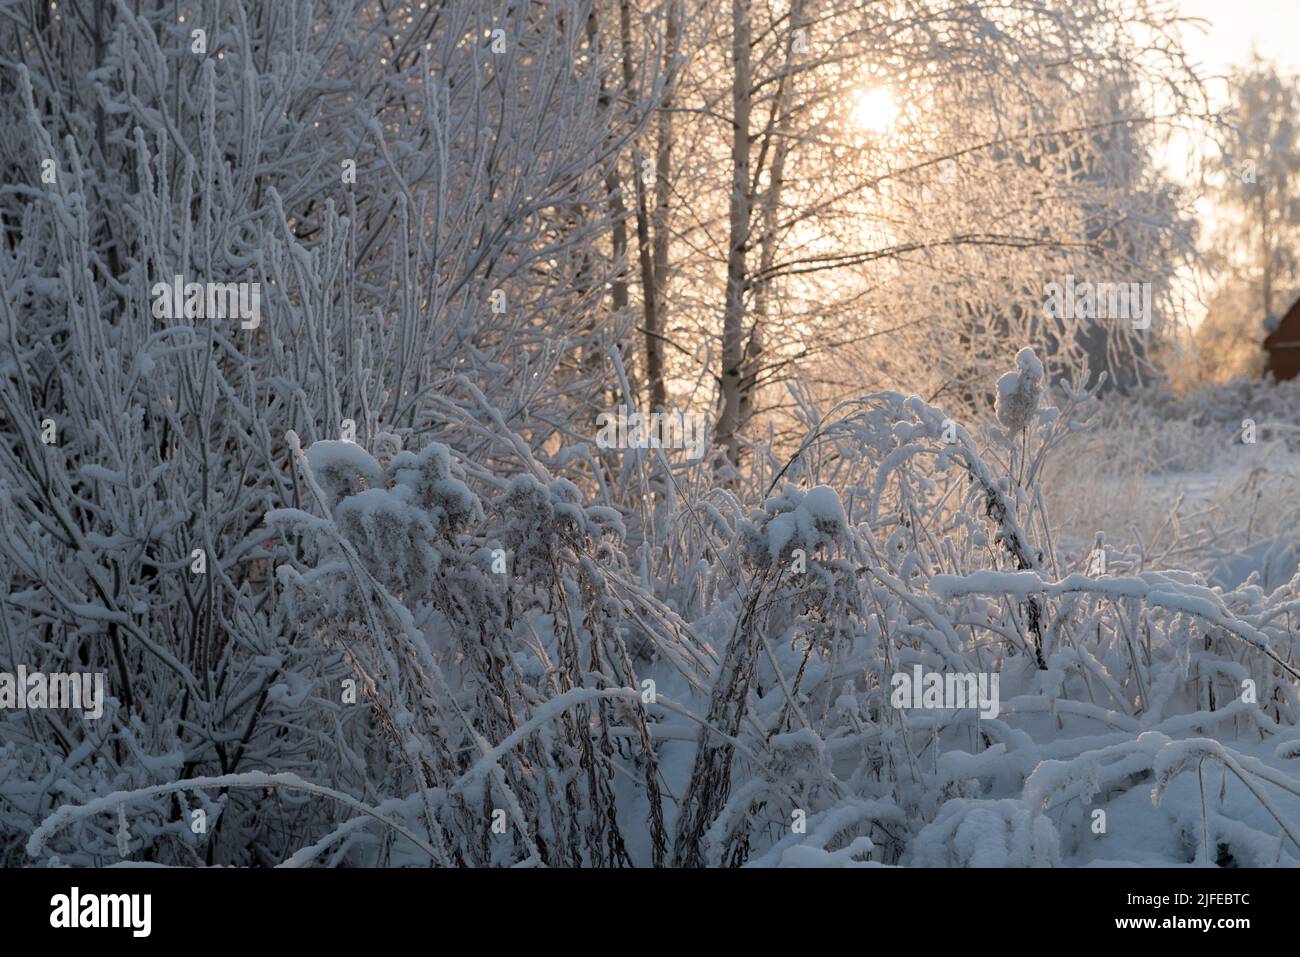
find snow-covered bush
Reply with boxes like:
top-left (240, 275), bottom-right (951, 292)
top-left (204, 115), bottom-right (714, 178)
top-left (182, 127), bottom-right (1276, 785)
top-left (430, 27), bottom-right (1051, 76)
top-left (8, 329), bottom-right (1300, 867)
top-left (0, 0), bottom-right (669, 865)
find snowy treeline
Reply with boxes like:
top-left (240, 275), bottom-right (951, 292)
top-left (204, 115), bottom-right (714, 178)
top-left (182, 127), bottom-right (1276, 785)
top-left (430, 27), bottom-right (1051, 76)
top-left (1, 0), bottom-right (1298, 867)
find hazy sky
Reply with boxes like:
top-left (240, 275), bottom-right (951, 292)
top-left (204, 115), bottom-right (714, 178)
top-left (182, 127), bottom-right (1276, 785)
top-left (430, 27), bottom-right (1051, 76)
top-left (1159, 1), bottom-right (1298, 194)
top-left (1177, 0), bottom-right (1300, 83)
top-left (1161, 3), bottom-right (1299, 323)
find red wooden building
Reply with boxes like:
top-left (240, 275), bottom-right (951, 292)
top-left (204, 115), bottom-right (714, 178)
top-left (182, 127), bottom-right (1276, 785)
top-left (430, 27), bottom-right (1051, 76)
top-left (1264, 296), bottom-right (1300, 381)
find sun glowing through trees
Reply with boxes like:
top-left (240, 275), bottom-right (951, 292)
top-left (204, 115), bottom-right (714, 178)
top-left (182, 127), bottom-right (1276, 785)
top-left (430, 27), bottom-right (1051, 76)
top-left (851, 86), bottom-right (898, 132)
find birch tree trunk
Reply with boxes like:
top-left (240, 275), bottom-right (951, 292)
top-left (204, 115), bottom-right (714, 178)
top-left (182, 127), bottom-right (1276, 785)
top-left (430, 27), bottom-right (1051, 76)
top-left (716, 0), bottom-right (752, 473)
top-left (647, 0), bottom-right (679, 413)
top-left (620, 0), bottom-right (666, 413)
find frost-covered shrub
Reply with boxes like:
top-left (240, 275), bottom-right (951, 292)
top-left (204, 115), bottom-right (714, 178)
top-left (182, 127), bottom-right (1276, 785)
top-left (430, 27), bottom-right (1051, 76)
top-left (267, 433), bottom-right (690, 866)
top-left (0, 0), bottom-right (668, 866)
top-left (10, 349), bottom-right (1300, 867)
top-left (996, 347), bottom-right (1045, 434)
top-left (740, 484), bottom-right (848, 568)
